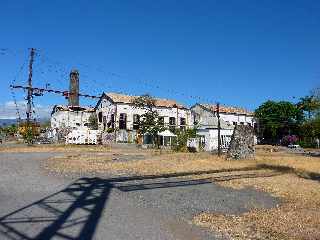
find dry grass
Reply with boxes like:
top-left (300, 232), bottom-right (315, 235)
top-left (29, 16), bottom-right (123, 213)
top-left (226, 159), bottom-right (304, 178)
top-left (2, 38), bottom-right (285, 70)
top-left (192, 146), bottom-right (320, 240)
top-left (9, 143), bottom-right (320, 239)
top-left (45, 145), bottom-right (320, 179)
top-left (194, 174), bottom-right (320, 240)
top-left (46, 151), bottom-right (259, 176)
top-left (0, 144), bottom-right (113, 153)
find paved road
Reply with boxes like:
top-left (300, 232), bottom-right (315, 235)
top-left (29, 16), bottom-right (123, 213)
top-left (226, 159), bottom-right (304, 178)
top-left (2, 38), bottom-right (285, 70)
top-left (0, 152), bottom-right (279, 240)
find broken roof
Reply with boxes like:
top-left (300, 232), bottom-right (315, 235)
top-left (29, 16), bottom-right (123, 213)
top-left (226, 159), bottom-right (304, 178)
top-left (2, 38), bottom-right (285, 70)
top-left (199, 103), bottom-right (254, 116)
top-left (52, 105), bottom-right (95, 114)
top-left (195, 115), bottom-right (234, 130)
top-left (101, 92), bottom-right (188, 109)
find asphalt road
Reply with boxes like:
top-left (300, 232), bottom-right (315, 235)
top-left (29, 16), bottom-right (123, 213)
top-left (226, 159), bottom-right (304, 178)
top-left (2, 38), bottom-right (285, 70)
top-left (0, 152), bottom-right (279, 240)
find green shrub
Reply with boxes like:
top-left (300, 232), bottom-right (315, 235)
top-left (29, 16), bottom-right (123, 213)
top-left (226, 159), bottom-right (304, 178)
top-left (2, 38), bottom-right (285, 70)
top-left (297, 140), bottom-right (316, 148)
top-left (172, 128), bottom-right (197, 152)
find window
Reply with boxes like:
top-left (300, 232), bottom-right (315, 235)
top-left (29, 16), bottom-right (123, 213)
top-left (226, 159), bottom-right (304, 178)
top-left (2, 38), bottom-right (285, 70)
top-left (193, 113), bottom-right (200, 125)
top-left (98, 112), bottom-right (103, 123)
top-left (133, 114), bottom-right (140, 130)
top-left (240, 122), bottom-right (244, 125)
top-left (119, 113), bottom-right (127, 130)
top-left (169, 117), bottom-right (176, 126)
top-left (180, 117), bottom-right (186, 130)
top-left (158, 116), bottom-right (164, 126)
top-left (169, 117), bottom-right (176, 131)
top-left (248, 123), bottom-right (251, 127)
top-left (103, 116), bottom-right (107, 130)
top-left (233, 121), bottom-right (237, 126)
top-left (107, 114), bottom-right (115, 129)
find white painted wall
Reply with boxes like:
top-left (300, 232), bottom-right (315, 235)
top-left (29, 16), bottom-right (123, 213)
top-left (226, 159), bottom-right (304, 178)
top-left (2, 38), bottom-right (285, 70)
top-left (51, 110), bottom-right (93, 129)
top-left (66, 128), bottom-right (100, 145)
top-left (191, 104), bottom-right (255, 127)
top-left (197, 128), bottom-right (234, 151)
top-left (96, 98), bottom-right (192, 131)
top-left (219, 113), bottom-right (255, 126)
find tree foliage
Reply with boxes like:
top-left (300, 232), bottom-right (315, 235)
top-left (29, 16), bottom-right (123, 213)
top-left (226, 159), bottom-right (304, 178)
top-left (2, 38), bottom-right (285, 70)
top-left (88, 114), bottom-right (98, 130)
top-left (131, 94), bottom-right (166, 146)
top-left (22, 126), bottom-right (35, 144)
top-left (1, 124), bottom-right (18, 136)
top-left (172, 128), bottom-right (197, 152)
top-left (297, 95), bottom-right (320, 119)
top-left (255, 100), bottom-right (304, 143)
top-left (132, 94), bottom-right (156, 111)
top-left (299, 116), bottom-right (320, 147)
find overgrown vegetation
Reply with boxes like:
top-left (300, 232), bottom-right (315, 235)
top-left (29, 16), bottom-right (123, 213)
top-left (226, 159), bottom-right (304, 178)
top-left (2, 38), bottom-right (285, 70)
top-left (255, 88), bottom-right (320, 146)
top-left (88, 114), bottom-right (98, 130)
top-left (131, 94), bottom-right (166, 147)
top-left (21, 126), bottom-right (35, 144)
top-left (0, 124), bottom-right (18, 136)
top-left (172, 128), bottom-right (197, 152)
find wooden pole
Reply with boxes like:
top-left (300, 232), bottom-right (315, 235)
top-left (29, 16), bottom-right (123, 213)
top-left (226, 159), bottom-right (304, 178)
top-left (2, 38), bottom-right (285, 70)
top-left (217, 102), bottom-right (221, 156)
top-left (26, 48), bottom-right (35, 145)
top-left (26, 48), bottom-right (35, 127)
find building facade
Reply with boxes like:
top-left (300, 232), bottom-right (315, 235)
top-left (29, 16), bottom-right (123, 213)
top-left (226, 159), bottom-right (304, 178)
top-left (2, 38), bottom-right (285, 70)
top-left (191, 103), bottom-right (255, 151)
top-left (95, 92), bottom-right (192, 143)
top-left (51, 105), bottom-right (95, 130)
top-left (191, 103), bottom-right (255, 127)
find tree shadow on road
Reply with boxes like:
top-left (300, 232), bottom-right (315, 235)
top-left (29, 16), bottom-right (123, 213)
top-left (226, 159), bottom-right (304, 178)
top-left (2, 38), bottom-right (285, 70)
top-left (0, 168), bottom-right (281, 240)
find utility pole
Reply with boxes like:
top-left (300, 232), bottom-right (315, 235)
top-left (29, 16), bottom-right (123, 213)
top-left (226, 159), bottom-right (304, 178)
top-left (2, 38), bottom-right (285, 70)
top-left (217, 102), bottom-right (221, 156)
top-left (26, 48), bottom-right (35, 127)
top-left (10, 49), bottom-right (101, 144)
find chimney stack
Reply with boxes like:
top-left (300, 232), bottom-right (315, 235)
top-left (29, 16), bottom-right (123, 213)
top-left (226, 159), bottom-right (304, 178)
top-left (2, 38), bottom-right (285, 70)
top-left (69, 69), bottom-right (79, 106)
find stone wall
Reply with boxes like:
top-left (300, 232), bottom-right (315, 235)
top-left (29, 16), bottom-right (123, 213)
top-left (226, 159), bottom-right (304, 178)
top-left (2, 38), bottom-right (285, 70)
top-left (227, 125), bottom-right (255, 160)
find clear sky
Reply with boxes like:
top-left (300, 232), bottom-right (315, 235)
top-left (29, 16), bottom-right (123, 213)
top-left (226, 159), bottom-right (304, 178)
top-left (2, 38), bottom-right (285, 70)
top-left (0, 0), bottom-right (319, 119)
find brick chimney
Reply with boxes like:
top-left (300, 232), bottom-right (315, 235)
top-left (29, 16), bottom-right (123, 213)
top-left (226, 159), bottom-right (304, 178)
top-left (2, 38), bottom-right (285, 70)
top-left (69, 70), bottom-right (79, 106)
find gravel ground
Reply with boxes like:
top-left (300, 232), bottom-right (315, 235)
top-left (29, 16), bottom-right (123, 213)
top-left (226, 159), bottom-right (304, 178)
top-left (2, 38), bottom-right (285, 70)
top-left (0, 152), bottom-right (280, 240)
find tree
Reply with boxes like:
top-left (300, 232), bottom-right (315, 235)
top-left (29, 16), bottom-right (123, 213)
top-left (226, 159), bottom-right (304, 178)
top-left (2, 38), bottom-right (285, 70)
top-left (131, 94), bottom-right (166, 147)
top-left (88, 114), bottom-right (98, 130)
top-left (255, 101), bottom-right (304, 144)
top-left (297, 95), bottom-right (320, 119)
top-left (172, 128), bottom-right (197, 152)
top-left (299, 115), bottom-right (320, 147)
top-left (22, 126), bottom-right (35, 144)
top-left (4, 124), bottom-right (18, 136)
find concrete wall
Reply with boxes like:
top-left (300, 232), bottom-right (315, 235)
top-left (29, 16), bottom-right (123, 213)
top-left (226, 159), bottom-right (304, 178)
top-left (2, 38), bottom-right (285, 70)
top-left (51, 110), bottom-right (93, 129)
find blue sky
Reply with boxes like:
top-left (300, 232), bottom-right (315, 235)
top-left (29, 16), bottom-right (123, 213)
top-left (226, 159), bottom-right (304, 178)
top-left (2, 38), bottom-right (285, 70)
top-left (0, 0), bottom-right (319, 119)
